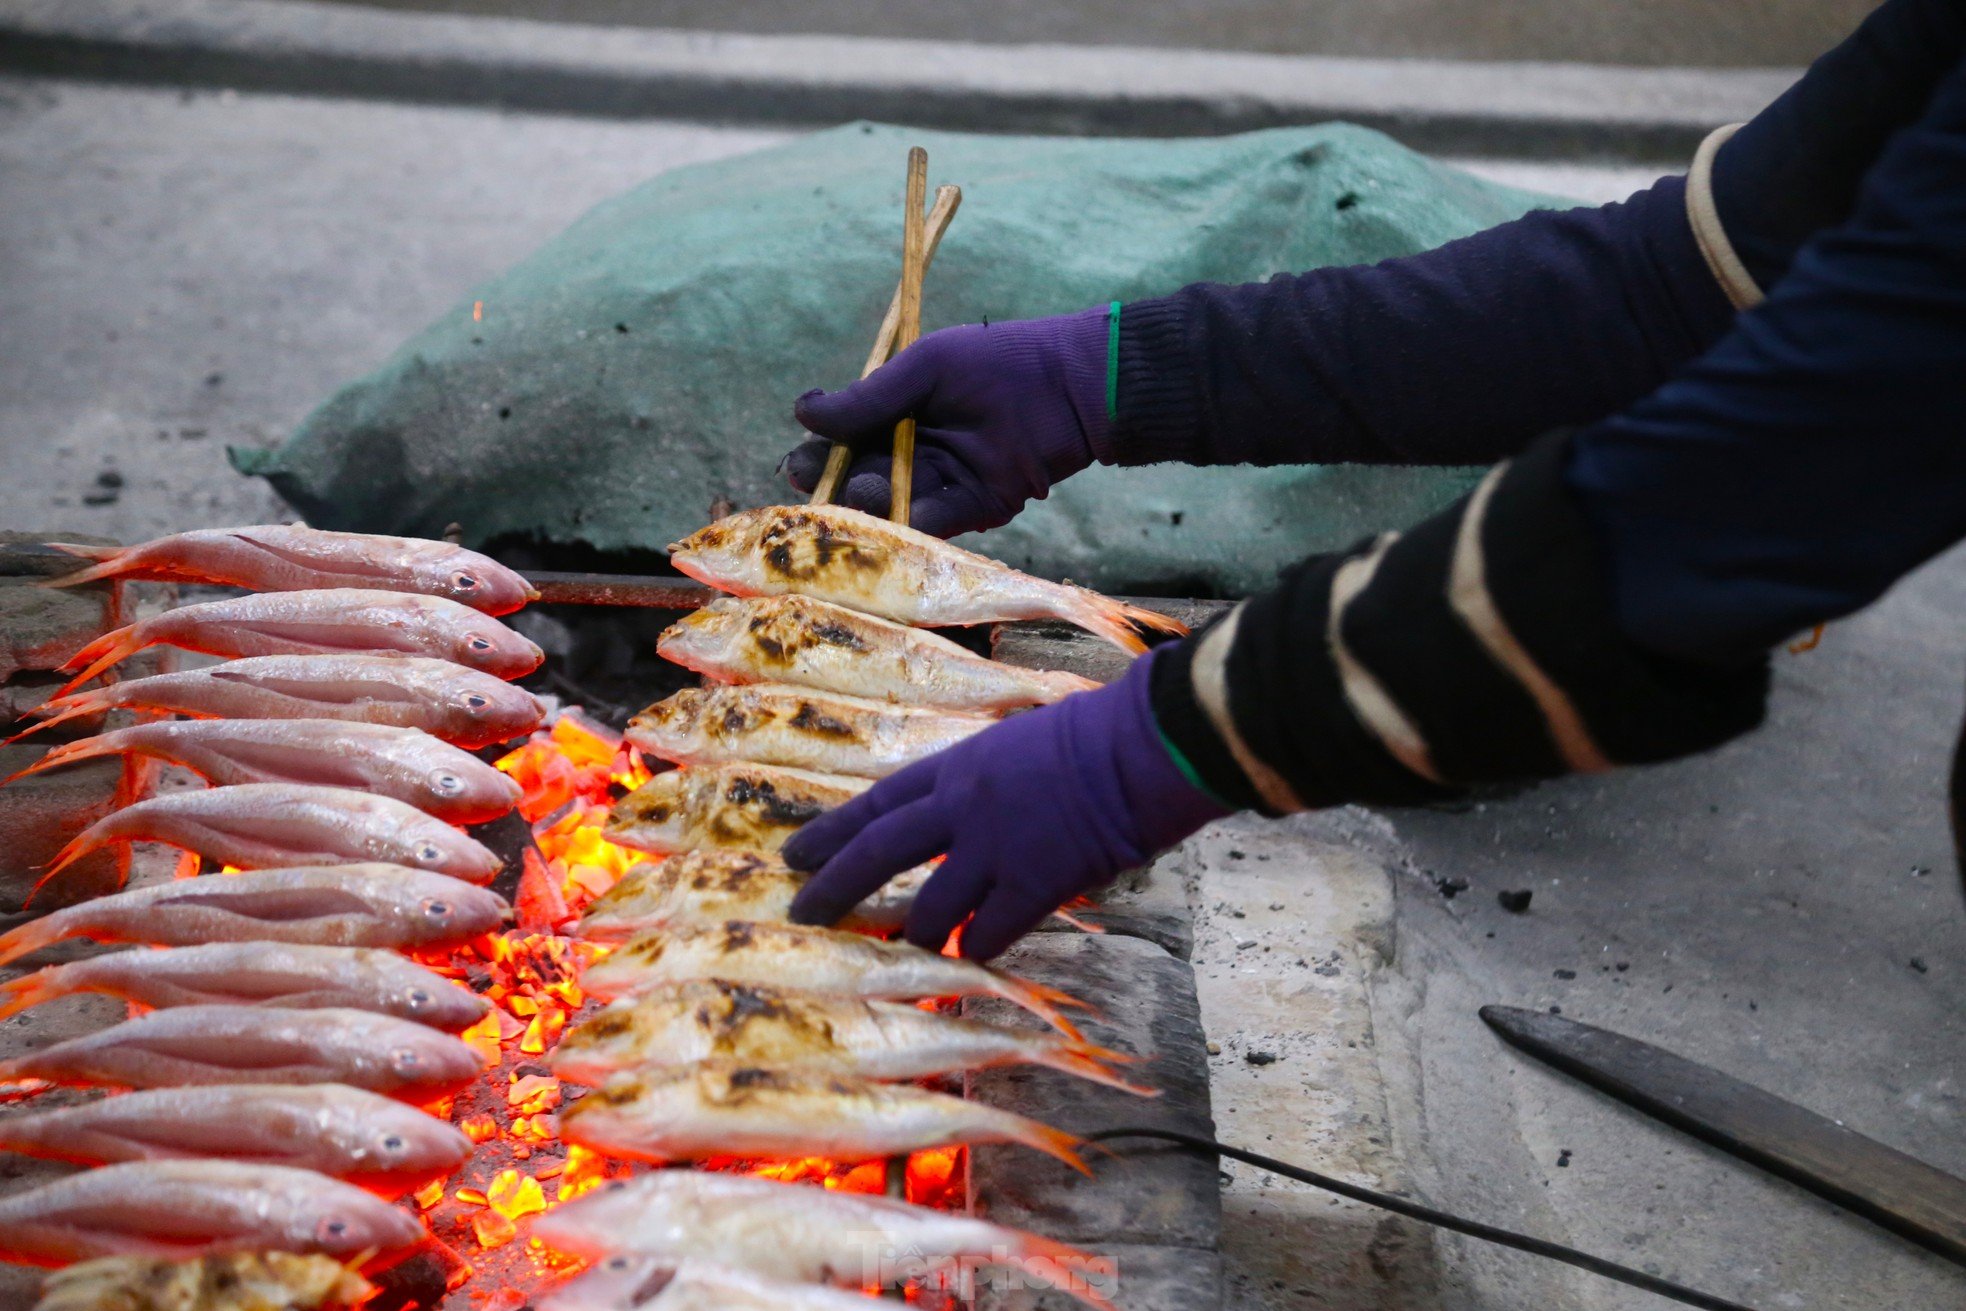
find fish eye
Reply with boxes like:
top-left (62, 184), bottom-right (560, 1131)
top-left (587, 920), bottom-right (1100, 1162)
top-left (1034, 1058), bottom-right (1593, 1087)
top-left (461, 694), bottom-right (489, 712)
top-left (422, 899), bottom-right (451, 919)
top-left (380, 1134), bottom-right (407, 1154)
top-left (406, 988), bottom-right (432, 1011)
top-left (605, 1181), bottom-right (628, 1193)
top-left (466, 635), bottom-right (493, 652)
top-left (390, 1048), bottom-right (421, 1073)
top-left (416, 844), bottom-right (442, 864)
top-left (607, 1257), bottom-right (632, 1271)
top-left (452, 571), bottom-right (481, 591)
top-left (317, 1218), bottom-right (350, 1242)
top-left (429, 771), bottom-right (464, 796)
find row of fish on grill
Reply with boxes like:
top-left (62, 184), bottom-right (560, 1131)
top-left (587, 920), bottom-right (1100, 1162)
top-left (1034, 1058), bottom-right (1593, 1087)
top-left (0, 508), bottom-right (1183, 1309)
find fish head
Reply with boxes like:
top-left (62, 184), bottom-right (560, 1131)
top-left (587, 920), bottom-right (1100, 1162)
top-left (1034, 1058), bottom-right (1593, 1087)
top-left (603, 771), bottom-right (692, 855)
top-left (338, 1101), bottom-right (474, 1196)
top-left (294, 1182), bottom-right (426, 1256)
top-left (399, 822), bottom-right (504, 885)
top-left (666, 511), bottom-right (771, 592)
top-left (653, 598), bottom-right (748, 673)
top-left (625, 690), bottom-right (706, 761)
top-left (420, 759), bottom-right (524, 825)
top-left (539, 1255), bottom-right (676, 1311)
top-left (380, 1026), bottom-right (484, 1101)
top-left (406, 879), bottom-right (513, 942)
top-left (448, 617), bottom-right (545, 680)
top-left (445, 678), bottom-right (547, 747)
top-left (419, 550), bottom-right (537, 616)
top-left (395, 974), bottom-right (491, 1031)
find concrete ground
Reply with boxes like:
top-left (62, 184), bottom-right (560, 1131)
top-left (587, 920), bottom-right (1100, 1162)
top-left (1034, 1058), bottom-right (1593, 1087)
top-left (316, 0), bottom-right (1871, 68)
top-left (1, 71), bottom-right (1962, 1311)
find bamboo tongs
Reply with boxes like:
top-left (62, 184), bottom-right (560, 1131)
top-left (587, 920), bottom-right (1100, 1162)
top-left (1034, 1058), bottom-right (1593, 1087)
top-left (808, 147), bottom-right (961, 526)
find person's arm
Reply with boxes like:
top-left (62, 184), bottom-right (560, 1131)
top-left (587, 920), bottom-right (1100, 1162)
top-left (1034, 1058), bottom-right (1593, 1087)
top-left (786, 44), bottom-right (1966, 959)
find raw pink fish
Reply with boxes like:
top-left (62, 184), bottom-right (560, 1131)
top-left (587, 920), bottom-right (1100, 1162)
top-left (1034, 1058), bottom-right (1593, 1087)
top-left (10, 654), bottom-right (545, 748)
top-left (4, 719), bottom-right (521, 822)
top-left (57, 588), bottom-right (543, 694)
top-left (0, 942), bottom-right (488, 1029)
top-left (0, 1084), bottom-right (469, 1196)
top-left (44, 524), bottom-right (536, 614)
top-left (0, 865), bottom-right (509, 967)
top-left (0, 1160), bottom-right (423, 1266)
top-left (0, 1003), bottom-right (483, 1100)
top-left (44, 783), bottom-right (504, 887)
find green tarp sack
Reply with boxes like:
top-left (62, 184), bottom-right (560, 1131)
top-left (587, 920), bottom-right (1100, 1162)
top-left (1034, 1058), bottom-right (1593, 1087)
top-left (234, 121), bottom-right (1562, 596)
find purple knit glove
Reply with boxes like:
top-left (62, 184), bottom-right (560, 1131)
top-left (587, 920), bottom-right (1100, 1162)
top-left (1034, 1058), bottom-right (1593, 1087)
top-left (784, 307), bottom-right (1112, 539)
top-left (782, 646), bottom-right (1229, 961)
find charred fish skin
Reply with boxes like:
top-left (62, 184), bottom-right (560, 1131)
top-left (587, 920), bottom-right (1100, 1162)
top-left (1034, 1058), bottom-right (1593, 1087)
top-left (35, 1251), bottom-right (376, 1311)
top-left (15, 655), bottom-right (545, 749)
top-left (47, 783), bottom-right (505, 885)
top-left (4, 719), bottom-right (522, 822)
top-left (45, 524), bottom-right (536, 614)
top-left (0, 1084), bottom-right (470, 1196)
top-left (668, 504), bottom-right (1187, 653)
top-left (56, 588), bottom-right (544, 694)
top-left (579, 919), bottom-right (1090, 1037)
top-left (550, 979), bottom-right (1148, 1094)
top-left (657, 595), bottom-right (1098, 712)
top-left (0, 1003), bottom-right (483, 1101)
top-left (0, 1160), bottom-right (423, 1268)
top-left (628, 683), bottom-right (989, 779)
top-left (534, 1171), bottom-right (1114, 1308)
top-left (574, 851), bottom-right (923, 941)
top-left (0, 865), bottom-right (510, 967)
top-left (604, 763), bottom-right (868, 857)
top-left (0, 942), bottom-right (489, 1029)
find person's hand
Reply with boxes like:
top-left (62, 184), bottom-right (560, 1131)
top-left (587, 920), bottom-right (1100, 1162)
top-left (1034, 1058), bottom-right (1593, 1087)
top-left (782, 646), bottom-right (1228, 961)
top-left (783, 306), bottom-right (1111, 539)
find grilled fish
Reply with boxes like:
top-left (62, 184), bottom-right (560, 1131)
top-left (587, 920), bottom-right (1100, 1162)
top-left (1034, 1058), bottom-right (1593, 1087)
top-left (0, 865), bottom-right (509, 968)
top-left (575, 851), bottom-right (926, 941)
top-left (657, 596), bottom-right (1097, 712)
top-left (34, 1252), bottom-right (374, 1311)
top-left (551, 980), bottom-right (1151, 1094)
top-left (11, 655), bottom-right (544, 748)
top-left (45, 783), bottom-right (504, 885)
top-left (0, 1084), bottom-right (470, 1196)
top-left (0, 1004), bottom-right (482, 1100)
top-left (669, 504), bottom-right (1186, 654)
top-left (44, 524), bottom-right (535, 614)
top-left (533, 1172), bottom-right (1113, 1310)
top-left (4, 719), bottom-right (522, 822)
top-left (540, 1258), bottom-right (882, 1311)
top-left (0, 1161), bottom-right (422, 1267)
top-left (561, 1061), bottom-right (1089, 1171)
top-left (581, 920), bottom-right (1090, 1037)
top-left (628, 683), bottom-right (988, 779)
top-left (0, 942), bottom-right (488, 1029)
top-left (606, 764), bottom-right (867, 857)
top-left (57, 589), bottom-right (543, 694)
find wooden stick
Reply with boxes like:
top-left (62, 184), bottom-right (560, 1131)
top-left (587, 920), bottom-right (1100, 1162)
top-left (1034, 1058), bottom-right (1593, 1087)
top-left (809, 165), bottom-right (957, 507)
top-left (887, 148), bottom-right (930, 526)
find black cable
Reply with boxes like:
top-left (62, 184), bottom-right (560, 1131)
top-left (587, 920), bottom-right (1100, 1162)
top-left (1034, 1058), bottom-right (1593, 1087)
top-left (1086, 1127), bottom-right (1764, 1311)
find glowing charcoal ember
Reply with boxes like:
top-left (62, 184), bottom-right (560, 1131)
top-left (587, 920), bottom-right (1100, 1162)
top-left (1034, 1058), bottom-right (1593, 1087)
top-left (486, 1171), bottom-right (547, 1221)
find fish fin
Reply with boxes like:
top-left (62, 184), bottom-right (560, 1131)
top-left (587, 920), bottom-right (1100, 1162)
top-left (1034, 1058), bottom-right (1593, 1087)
top-left (991, 976), bottom-right (1097, 1042)
top-left (35, 543), bottom-right (127, 590)
top-left (0, 916), bottom-right (67, 969)
top-left (54, 624), bottom-right (148, 696)
top-left (3, 692), bottom-right (108, 745)
top-left (1037, 1044), bottom-right (1161, 1097)
top-left (1006, 1232), bottom-right (1119, 1311)
top-left (0, 968), bottom-right (66, 1022)
top-left (30, 815), bottom-right (124, 901)
top-left (1000, 1115), bottom-right (1094, 1176)
top-left (0, 737), bottom-right (114, 788)
top-left (1046, 907), bottom-right (1104, 934)
top-left (1054, 592), bottom-right (1190, 656)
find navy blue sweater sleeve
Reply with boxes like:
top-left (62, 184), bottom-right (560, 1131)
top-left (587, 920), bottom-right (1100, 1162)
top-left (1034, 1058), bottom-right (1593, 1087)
top-left (1569, 49), bottom-right (1966, 666)
top-left (1110, 177), bottom-right (1735, 469)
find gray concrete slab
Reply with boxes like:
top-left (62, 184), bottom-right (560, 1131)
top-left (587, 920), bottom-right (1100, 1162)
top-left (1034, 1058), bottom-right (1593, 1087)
top-left (0, 0), bottom-right (1798, 160)
top-left (308, 0), bottom-right (1870, 69)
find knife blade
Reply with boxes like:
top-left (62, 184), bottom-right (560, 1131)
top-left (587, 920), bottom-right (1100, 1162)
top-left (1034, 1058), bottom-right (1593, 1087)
top-left (1480, 1005), bottom-right (1966, 1267)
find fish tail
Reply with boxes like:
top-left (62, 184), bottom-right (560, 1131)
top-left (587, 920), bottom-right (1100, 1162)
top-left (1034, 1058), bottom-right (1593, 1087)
top-left (0, 915), bottom-right (68, 969)
top-left (31, 813), bottom-right (127, 899)
top-left (4, 692), bottom-right (111, 745)
top-left (996, 1113), bottom-right (1093, 1176)
top-left (991, 976), bottom-right (1097, 1042)
top-left (0, 735), bottom-right (119, 788)
top-left (54, 623), bottom-right (148, 696)
top-left (35, 543), bottom-right (125, 590)
top-left (1006, 1232), bottom-right (1119, 1310)
top-left (1046, 906), bottom-right (1105, 934)
top-left (1054, 591), bottom-right (1190, 657)
top-left (0, 968), bottom-right (68, 1022)
top-left (1037, 1042), bottom-right (1161, 1099)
